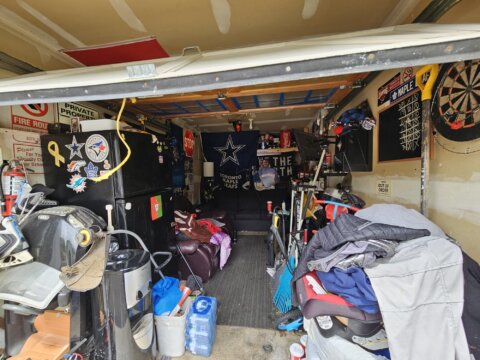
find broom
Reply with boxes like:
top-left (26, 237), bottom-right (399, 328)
top-left (273, 256), bottom-right (295, 313)
top-left (271, 224), bottom-right (295, 313)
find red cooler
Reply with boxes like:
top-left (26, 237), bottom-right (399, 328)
top-left (280, 130), bottom-right (291, 148)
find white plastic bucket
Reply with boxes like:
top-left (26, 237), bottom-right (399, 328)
top-left (155, 296), bottom-right (192, 357)
top-left (133, 313), bottom-right (154, 350)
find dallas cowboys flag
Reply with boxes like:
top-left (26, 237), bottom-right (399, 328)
top-left (202, 131), bottom-right (259, 189)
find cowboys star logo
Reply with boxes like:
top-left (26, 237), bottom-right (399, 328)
top-left (214, 135), bottom-right (245, 166)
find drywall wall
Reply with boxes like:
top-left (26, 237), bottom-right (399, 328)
top-left (335, 68), bottom-right (480, 261)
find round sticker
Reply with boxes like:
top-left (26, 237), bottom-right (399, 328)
top-left (85, 134), bottom-right (109, 163)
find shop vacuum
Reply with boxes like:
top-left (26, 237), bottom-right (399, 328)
top-left (0, 205), bottom-right (156, 360)
top-left (91, 249), bottom-right (155, 360)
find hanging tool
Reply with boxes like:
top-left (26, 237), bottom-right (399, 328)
top-left (416, 64), bottom-right (439, 217)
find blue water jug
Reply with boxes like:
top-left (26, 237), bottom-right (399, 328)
top-left (185, 296), bottom-right (217, 357)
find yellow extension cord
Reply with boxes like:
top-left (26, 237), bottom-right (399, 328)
top-left (90, 98), bottom-right (131, 182)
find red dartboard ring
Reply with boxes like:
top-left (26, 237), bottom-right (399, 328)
top-left (431, 60), bottom-right (480, 141)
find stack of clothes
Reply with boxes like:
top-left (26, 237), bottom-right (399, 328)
top-left (294, 204), bottom-right (473, 360)
top-left (174, 210), bottom-right (232, 269)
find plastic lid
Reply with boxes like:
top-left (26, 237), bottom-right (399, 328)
top-left (0, 262), bottom-right (64, 309)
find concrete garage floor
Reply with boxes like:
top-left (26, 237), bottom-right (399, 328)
top-left (178, 325), bottom-right (299, 359)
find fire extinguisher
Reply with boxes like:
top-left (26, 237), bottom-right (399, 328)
top-left (1, 161), bottom-right (26, 216)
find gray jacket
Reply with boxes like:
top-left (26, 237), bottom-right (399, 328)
top-left (293, 213), bottom-right (430, 284)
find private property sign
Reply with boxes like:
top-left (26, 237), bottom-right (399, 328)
top-left (10, 104), bottom-right (55, 133)
top-left (57, 102), bottom-right (98, 123)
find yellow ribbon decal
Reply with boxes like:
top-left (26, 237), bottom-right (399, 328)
top-left (48, 141), bottom-right (65, 167)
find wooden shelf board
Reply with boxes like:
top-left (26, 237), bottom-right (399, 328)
top-left (257, 147), bottom-right (298, 156)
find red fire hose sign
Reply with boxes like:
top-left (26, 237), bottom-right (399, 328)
top-left (20, 104), bottom-right (49, 117)
top-left (11, 103), bottom-right (55, 133)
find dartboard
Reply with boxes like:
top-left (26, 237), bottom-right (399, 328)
top-left (431, 60), bottom-right (480, 142)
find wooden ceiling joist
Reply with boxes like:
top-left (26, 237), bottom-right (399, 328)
top-left (219, 97), bottom-right (239, 112)
top-left (154, 102), bottom-right (327, 120)
top-left (132, 74), bottom-right (365, 105)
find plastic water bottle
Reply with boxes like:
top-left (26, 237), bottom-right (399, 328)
top-left (185, 296), bottom-right (217, 356)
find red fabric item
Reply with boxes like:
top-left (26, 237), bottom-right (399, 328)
top-left (197, 219), bottom-right (222, 235)
top-left (325, 204), bottom-right (349, 221)
top-left (62, 37), bottom-right (169, 66)
top-left (174, 210), bottom-right (211, 243)
top-left (334, 125), bottom-right (344, 136)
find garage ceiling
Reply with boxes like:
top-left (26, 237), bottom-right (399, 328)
top-left (0, 0), bottom-right (430, 74)
top-left (0, 0), bottom-right (472, 132)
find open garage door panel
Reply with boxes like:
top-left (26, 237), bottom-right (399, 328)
top-left (0, 23), bottom-right (479, 106)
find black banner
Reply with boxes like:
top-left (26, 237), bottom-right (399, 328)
top-left (258, 152), bottom-right (296, 180)
top-left (202, 131), bottom-right (259, 189)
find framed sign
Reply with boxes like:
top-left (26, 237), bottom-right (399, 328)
top-left (376, 179), bottom-right (392, 196)
top-left (378, 76), bottom-right (423, 162)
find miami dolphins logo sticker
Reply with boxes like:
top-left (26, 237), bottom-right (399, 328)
top-left (67, 174), bottom-right (87, 193)
top-left (85, 134), bottom-right (109, 163)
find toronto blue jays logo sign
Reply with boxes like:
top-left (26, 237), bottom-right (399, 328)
top-left (85, 134), bottom-right (109, 163)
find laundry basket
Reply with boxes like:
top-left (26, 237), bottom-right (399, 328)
top-left (155, 297), bottom-right (192, 357)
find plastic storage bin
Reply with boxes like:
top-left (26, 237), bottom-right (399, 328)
top-left (155, 296), bottom-right (192, 357)
top-left (185, 296), bottom-right (217, 357)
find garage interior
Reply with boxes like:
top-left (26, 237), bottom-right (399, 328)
top-left (0, 0), bottom-right (479, 359)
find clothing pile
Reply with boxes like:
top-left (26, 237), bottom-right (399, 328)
top-left (174, 210), bottom-right (232, 269)
top-left (294, 204), bottom-right (473, 360)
